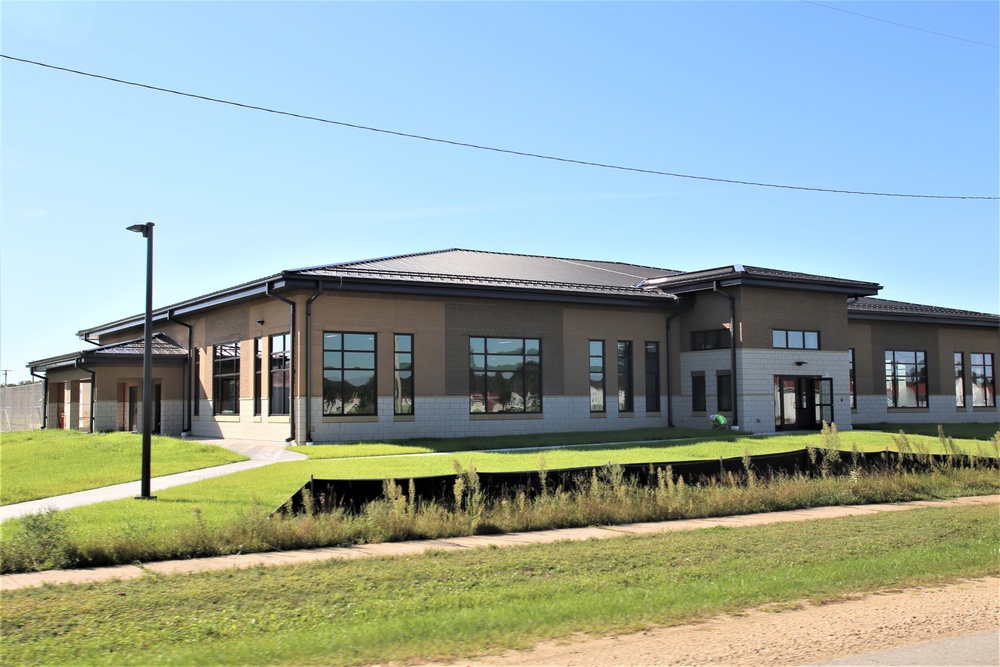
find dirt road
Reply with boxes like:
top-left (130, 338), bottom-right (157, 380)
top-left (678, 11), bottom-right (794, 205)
top-left (426, 577), bottom-right (998, 666)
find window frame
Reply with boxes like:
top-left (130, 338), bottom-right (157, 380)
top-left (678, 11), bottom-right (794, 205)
top-left (212, 341), bottom-right (241, 416)
top-left (849, 348), bottom-right (857, 409)
top-left (322, 332), bottom-right (377, 417)
top-left (692, 373), bottom-right (707, 413)
top-left (954, 352), bottom-right (965, 408)
top-left (253, 337), bottom-right (263, 416)
top-left (394, 333), bottom-right (414, 415)
top-left (469, 336), bottom-right (542, 414)
top-left (884, 350), bottom-right (928, 409)
top-left (691, 329), bottom-right (731, 351)
top-left (269, 333), bottom-right (291, 416)
top-left (589, 340), bottom-right (605, 413)
top-left (971, 352), bottom-right (995, 408)
top-left (645, 341), bottom-right (660, 413)
top-left (618, 340), bottom-right (634, 413)
top-left (717, 373), bottom-right (733, 412)
top-left (772, 329), bottom-right (820, 350)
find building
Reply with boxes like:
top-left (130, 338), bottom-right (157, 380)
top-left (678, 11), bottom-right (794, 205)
top-left (27, 249), bottom-right (999, 442)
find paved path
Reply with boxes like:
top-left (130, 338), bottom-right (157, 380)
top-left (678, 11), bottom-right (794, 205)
top-left (3, 494), bottom-right (996, 591)
top-left (815, 630), bottom-right (1000, 666)
top-left (0, 438), bottom-right (305, 522)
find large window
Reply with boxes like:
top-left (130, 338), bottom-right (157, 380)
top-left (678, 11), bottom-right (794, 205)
top-left (692, 374), bottom-right (706, 412)
top-left (213, 341), bottom-right (241, 416)
top-left (253, 338), bottom-right (263, 416)
top-left (849, 348), bottom-right (857, 409)
top-left (589, 340), bottom-right (605, 413)
top-left (971, 353), bottom-right (995, 407)
top-left (618, 340), bottom-right (633, 413)
top-left (323, 333), bottom-right (376, 416)
top-left (193, 349), bottom-right (201, 416)
top-left (773, 330), bottom-right (820, 349)
top-left (645, 342), bottom-right (660, 412)
top-left (394, 334), bottom-right (414, 415)
top-left (691, 329), bottom-right (730, 351)
top-left (269, 333), bottom-right (291, 416)
top-left (717, 373), bottom-right (733, 412)
top-left (885, 350), bottom-right (927, 408)
top-left (955, 352), bottom-right (965, 408)
top-left (469, 337), bottom-right (541, 414)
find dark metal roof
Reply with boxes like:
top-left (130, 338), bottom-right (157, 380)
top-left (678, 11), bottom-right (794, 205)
top-left (638, 264), bottom-right (882, 296)
top-left (292, 248), bottom-right (682, 291)
top-left (848, 297), bottom-right (1000, 327)
top-left (29, 334), bottom-right (188, 372)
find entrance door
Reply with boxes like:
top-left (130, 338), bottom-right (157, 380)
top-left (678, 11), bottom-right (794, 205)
top-left (774, 376), bottom-right (833, 430)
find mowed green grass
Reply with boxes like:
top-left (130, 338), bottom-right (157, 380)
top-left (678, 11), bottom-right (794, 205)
top-left (2, 504), bottom-right (996, 667)
top-left (34, 429), bottom-right (998, 542)
top-left (0, 431), bottom-right (247, 505)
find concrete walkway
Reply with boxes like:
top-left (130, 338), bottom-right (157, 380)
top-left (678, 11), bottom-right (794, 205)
top-left (3, 494), bottom-right (996, 591)
top-left (0, 438), bottom-right (305, 522)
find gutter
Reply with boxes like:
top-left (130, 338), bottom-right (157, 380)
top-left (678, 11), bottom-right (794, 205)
top-left (267, 284), bottom-right (297, 444)
top-left (75, 360), bottom-right (96, 433)
top-left (304, 282), bottom-right (325, 444)
top-left (167, 311), bottom-right (194, 434)
top-left (713, 281), bottom-right (739, 429)
top-left (30, 369), bottom-right (48, 429)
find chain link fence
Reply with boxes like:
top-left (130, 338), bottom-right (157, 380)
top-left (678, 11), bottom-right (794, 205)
top-left (0, 383), bottom-right (44, 432)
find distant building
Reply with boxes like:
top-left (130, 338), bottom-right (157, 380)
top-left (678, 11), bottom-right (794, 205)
top-left (28, 249), bottom-right (998, 442)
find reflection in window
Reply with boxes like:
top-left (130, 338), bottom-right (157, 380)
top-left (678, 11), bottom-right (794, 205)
top-left (971, 353), bottom-right (995, 407)
top-left (954, 352), bottom-right (965, 408)
top-left (590, 340), bottom-right (605, 413)
top-left (618, 341), bottom-right (633, 412)
top-left (849, 348), bottom-right (857, 409)
top-left (469, 337), bottom-right (541, 414)
top-left (323, 332), bottom-right (376, 416)
top-left (213, 341), bottom-right (241, 416)
top-left (773, 329), bottom-right (820, 349)
top-left (269, 334), bottom-right (291, 416)
top-left (394, 334), bottom-right (414, 415)
top-left (884, 350), bottom-right (927, 408)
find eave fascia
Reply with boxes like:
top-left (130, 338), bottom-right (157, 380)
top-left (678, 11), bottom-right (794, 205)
top-left (288, 276), bottom-right (678, 309)
top-left (77, 275), bottom-right (287, 341)
top-left (848, 312), bottom-right (1000, 329)
top-left (658, 276), bottom-right (880, 297)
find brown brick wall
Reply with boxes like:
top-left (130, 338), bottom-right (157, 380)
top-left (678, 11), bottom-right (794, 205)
top-left (851, 319), bottom-right (1000, 396)
top-left (738, 287), bottom-right (850, 350)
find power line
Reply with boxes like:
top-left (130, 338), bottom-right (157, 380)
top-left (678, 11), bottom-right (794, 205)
top-left (801, 1), bottom-right (999, 50)
top-left (2, 53), bottom-right (997, 201)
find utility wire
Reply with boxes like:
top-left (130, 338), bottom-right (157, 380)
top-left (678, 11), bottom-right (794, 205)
top-left (801, 1), bottom-right (999, 49)
top-left (2, 53), bottom-right (997, 201)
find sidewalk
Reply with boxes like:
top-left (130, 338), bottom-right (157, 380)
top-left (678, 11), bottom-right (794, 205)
top-left (0, 438), bottom-right (305, 522)
top-left (3, 494), bottom-right (996, 591)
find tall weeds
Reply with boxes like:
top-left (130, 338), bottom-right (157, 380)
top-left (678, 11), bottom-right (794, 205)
top-left (4, 459), bottom-right (998, 575)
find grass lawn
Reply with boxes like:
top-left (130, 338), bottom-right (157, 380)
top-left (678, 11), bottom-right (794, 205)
top-left (0, 431), bottom-right (247, 505)
top-left (32, 429), bottom-right (996, 536)
top-left (2, 503), bottom-right (996, 667)
top-left (852, 422), bottom-right (998, 440)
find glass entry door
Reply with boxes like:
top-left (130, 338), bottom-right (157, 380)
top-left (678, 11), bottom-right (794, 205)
top-left (774, 376), bottom-right (834, 430)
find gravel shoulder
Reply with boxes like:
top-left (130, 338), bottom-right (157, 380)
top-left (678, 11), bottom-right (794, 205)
top-left (423, 577), bottom-right (999, 667)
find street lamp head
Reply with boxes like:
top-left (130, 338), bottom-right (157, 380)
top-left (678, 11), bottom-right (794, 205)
top-left (126, 222), bottom-right (154, 237)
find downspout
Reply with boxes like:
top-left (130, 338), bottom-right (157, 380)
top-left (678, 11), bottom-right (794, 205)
top-left (75, 360), bottom-right (96, 433)
top-left (267, 284), bottom-right (297, 444)
top-left (30, 369), bottom-right (48, 429)
top-left (304, 282), bottom-right (324, 444)
top-left (664, 310), bottom-right (680, 427)
top-left (713, 282), bottom-right (739, 428)
top-left (167, 311), bottom-right (194, 434)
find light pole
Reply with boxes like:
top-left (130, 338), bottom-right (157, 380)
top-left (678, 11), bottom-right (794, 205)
top-left (127, 222), bottom-right (156, 500)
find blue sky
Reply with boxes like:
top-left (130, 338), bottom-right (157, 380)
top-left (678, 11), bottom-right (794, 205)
top-left (2, 1), bottom-right (997, 384)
